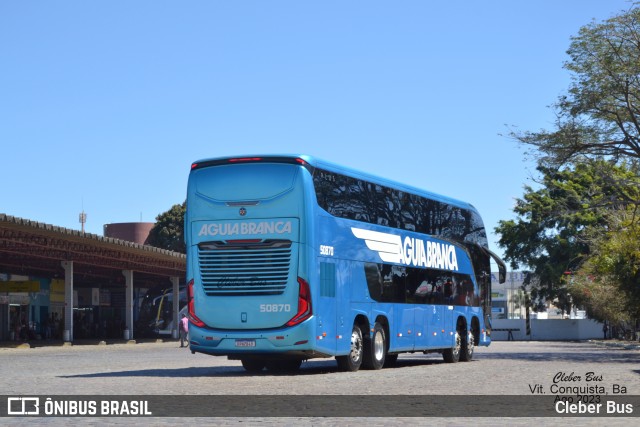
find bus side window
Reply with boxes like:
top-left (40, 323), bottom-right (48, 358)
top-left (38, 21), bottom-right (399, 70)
top-left (364, 263), bottom-right (382, 301)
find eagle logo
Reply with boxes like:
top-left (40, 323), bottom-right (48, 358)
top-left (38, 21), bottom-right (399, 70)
top-left (351, 227), bottom-right (402, 264)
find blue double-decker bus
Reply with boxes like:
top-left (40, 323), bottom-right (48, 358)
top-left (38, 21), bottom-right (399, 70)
top-left (185, 155), bottom-right (505, 372)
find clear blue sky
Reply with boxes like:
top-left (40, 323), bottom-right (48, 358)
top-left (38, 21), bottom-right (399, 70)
top-left (0, 1), bottom-right (633, 261)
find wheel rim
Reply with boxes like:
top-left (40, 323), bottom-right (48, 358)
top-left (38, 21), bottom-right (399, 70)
top-left (453, 332), bottom-right (461, 358)
top-left (373, 330), bottom-right (385, 361)
top-left (350, 328), bottom-right (363, 363)
top-left (467, 332), bottom-right (474, 356)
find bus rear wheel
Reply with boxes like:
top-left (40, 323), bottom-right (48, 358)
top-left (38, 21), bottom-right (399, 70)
top-left (460, 330), bottom-right (474, 362)
top-left (363, 322), bottom-right (386, 370)
top-left (442, 331), bottom-right (461, 363)
top-left (336, 324), bottom-right (364, 372)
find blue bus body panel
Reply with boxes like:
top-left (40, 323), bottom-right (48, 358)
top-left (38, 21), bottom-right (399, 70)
top-left (186, 155), bottom-right (493, 361)
top-left (189, 319), bottom-right (318, 356)
top-left (191, 218), bottom-right (301, 329)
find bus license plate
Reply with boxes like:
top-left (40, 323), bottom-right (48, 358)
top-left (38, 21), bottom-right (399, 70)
top-left (235, 339), bottom-right (256, 348)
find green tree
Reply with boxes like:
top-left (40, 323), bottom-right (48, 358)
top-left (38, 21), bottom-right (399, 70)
top-left (147, 202), bottom-right (186, 253)
top-left (502, 5), bottom-right (640, 331)
top-left (513, 5), bottom-right (640, 167)
top-left (495, 161), bottom-right (637, 311)
top-left (569, 207), bottom-right (640, 329)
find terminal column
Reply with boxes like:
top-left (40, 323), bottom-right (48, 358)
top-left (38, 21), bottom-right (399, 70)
top-left (61, 261), bottom-right (73, 342)
top-left (122, 270), bottom-right (134, 340)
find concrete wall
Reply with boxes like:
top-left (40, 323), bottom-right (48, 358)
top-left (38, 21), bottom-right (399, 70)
top-left (492, 318), bottom-right (604, 341)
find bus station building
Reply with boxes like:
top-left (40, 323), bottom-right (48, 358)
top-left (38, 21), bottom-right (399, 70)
top-left (0, 214), bottom-right (185, 343)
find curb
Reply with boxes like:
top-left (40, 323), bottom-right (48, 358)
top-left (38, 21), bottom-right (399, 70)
top-left (0, 338), bottom-right (177, 349)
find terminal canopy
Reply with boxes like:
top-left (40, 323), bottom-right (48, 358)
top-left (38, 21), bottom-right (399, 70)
top-left (0, 214), bottom-right (185, 287)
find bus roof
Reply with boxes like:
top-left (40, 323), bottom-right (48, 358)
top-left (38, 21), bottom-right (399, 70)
top-left (190, 154), bottom-right (478, 214)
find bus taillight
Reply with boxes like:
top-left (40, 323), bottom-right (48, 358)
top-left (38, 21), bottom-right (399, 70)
top-left (187, 279), bottom-right (205, 328)
top-left (285, 277), bottom-right (313, 327)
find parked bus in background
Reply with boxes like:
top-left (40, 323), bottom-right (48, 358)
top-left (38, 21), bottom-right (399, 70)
top-left (185, 155), bottom-right (506, 372)
top-left (136, 286), bottom-right (186, 338)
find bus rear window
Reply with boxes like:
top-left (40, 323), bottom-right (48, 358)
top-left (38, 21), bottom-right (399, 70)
top-left (193, 163), bottom-right (298, 202)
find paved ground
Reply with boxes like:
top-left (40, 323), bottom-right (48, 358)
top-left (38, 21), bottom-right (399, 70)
top-left (0, 339), bottom-right (638, 425)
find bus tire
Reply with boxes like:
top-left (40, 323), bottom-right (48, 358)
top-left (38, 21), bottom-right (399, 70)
top-left (442, 331), bottom-right (461, 363)
top-left (241, 359), bottom-right (265, 372)
top-left (363, 322), bottom-right (386, 370)
top-left (336, 324), bottom-right (364, 372)
top-left (460, 330), bottom-right (474, 362)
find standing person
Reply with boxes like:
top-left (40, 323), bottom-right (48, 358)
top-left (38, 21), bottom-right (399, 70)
top-left (603, 321), bottom-right (609, 340)
top-left (53, 313), bottom-right (60, 339)
top-left (42, 315), bottom-right (50, 340)
top-left (180, 314), bottom-right (189, 348)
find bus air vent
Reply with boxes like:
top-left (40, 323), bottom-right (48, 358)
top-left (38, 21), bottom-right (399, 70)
top-left (197, 240), bottom-right (293, 296)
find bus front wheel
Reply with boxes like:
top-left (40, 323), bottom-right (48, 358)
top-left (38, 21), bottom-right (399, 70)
top-left (336, 324), bottom-right (364, 372)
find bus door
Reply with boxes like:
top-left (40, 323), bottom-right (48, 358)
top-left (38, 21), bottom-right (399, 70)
top-left (409, 277), bottom-right (430, 350)
top-left (414, 303), bottom-right (429, 350)
top-left (393, 304), bottom-right (414, 352)
top-left (408, 272), bottom-right (445, 350)
top-left (392, 268), bottom-right (414, 352)
top-left (425, 304), bottom-right (445, 348)
top-left (443, 304), bottom-right (455, 348)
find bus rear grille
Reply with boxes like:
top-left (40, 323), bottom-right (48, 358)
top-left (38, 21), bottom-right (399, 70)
top-left (198, 240), bottom-right (292, 296)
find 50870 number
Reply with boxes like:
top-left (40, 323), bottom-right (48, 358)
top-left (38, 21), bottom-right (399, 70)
top-left (260, 304), bottom-right (291, 312)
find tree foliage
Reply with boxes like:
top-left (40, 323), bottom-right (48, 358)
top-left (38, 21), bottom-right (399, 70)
top-left (495, 161), bottom-right (638, 311)
top-left (498, 5), bottom-right (640, 329)
top-left (569, 207), bottom-right (640, 325)
top-left (147, 202), bottom-right (186, 253)
top-left (513, 6), bottom-right (640, 166)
